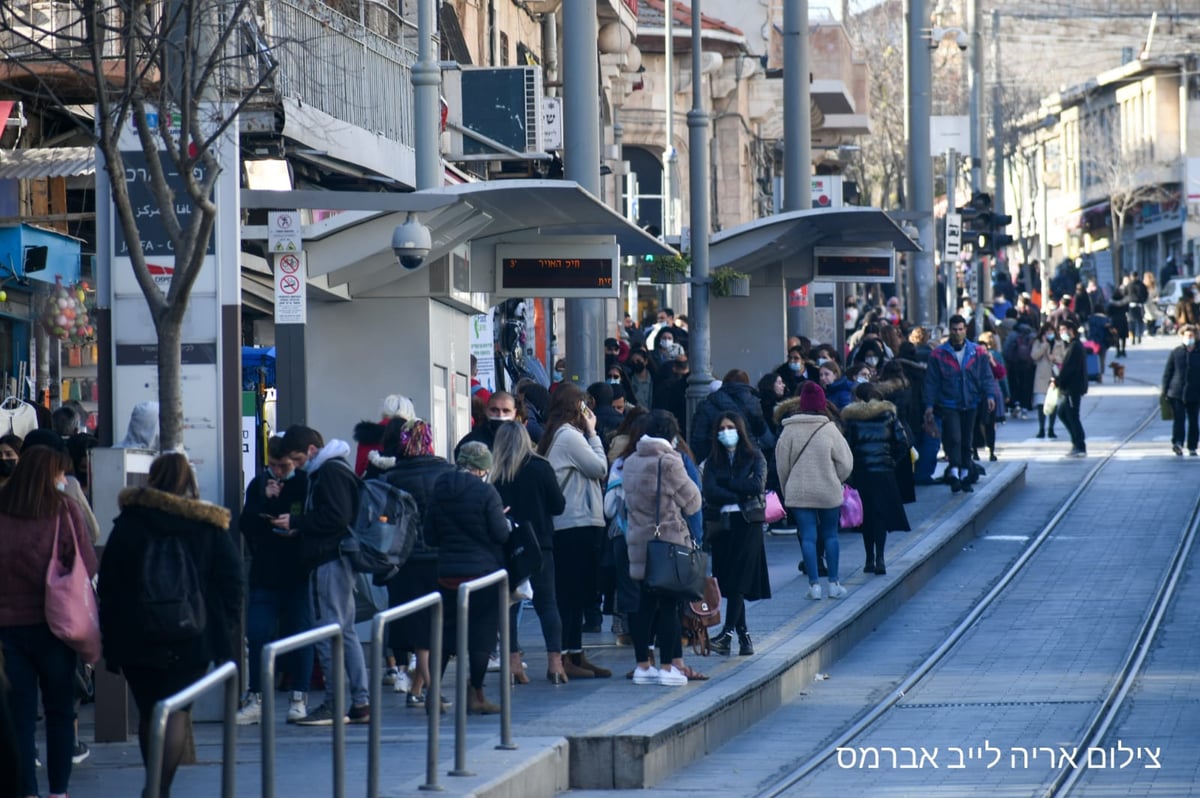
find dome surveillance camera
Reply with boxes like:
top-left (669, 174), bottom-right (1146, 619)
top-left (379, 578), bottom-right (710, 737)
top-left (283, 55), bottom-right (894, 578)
top-left (392, 215), bottom-right (432, 270)
top-left (956, 30), bottom-right (969, 51)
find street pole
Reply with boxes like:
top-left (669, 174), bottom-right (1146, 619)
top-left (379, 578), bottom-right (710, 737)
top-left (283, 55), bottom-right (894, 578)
top-left (413, 0), bottom-right (440, 190)
top-left (904, 0), bottom-right (936, 328)
top-left (664, 6), bottom-right (676, 239)
top-left (563, 1), bottom-right (604, 388)
top-left (783, 0), bottom-right (811, 212)
top-left (968, 0), bottom-right (984, 193)
top-left (946, 147), bottom-right (958, 327)
top-left (992, 8), bottom-right (1006, 285)
top-left (684, 1), bottom-right (713, 429)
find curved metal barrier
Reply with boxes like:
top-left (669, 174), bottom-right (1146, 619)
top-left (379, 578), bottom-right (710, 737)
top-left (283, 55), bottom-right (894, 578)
top-left (261, 622), bottom-right (345, 798)
top-left (145, 660), bottom-right (239, 798)
top-left (450, 569), bottom-right (517, 778)
top-left (367, 591), bottom-right (444, 795)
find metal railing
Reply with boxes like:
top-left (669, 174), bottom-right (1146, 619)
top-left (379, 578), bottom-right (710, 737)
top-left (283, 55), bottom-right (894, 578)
top-left (261, 623), bottom-right (346, 798)
top-left (145, 661), bottom-right (239, 798)
top-left (367, 591), bottom-right (444, 795)
top-left (450, 570), bottom-right (517, 777)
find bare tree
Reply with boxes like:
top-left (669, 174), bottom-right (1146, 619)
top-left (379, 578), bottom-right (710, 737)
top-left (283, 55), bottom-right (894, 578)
top-left (0, 0), bottom-right (277, 450)
top-left (1079, 102), bottom-right (1173, 287)
top-left (993, 82), bottom-right (1043, 277)
top-left (845, 0), bottom-right (905, 208)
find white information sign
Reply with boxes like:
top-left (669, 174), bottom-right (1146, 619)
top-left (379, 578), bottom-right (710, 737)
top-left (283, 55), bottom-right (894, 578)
top-left (469, 313), bottom-right (496, 392)
top-left (274, 252), bottom-right (307, 324)
top-left (268, 210), bottom-right (302, 253)
top-left (944, 212), bottom-right (963, 260)
top-left (541, 97), bottom-right (563, 152)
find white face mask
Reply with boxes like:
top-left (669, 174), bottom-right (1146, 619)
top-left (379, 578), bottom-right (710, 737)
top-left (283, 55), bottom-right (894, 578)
top-left (717, 429), bottom-right (739, 448)
top-left (865, 356), bottom-right (879, 367)
top-left (856, 376), bottom-right (870, 384)
top-left (659, 339), bottom-right (673, 349)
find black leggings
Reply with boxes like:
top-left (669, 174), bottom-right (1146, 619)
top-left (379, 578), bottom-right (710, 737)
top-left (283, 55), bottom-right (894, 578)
top-left (725, 594), bottom-right (747, 634)
top-left (554, 526), bottom-right (603, 651)
top-left (439, 584), bottom-right (500, 690)
top-left (630, 584), bottom-right (682, 664)
top-left (509, 549), bottom-right (563, 653)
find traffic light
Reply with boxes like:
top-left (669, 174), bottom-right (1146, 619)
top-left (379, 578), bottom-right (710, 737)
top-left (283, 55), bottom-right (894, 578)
top-left (976, 212), bottom-right (1013, 256)
top-left (958, 191), bottom-right (992, 253)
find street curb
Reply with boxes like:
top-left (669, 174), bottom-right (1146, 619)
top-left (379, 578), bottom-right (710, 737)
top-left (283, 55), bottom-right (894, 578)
top-left (568, 462), bottom-right (1027, 789)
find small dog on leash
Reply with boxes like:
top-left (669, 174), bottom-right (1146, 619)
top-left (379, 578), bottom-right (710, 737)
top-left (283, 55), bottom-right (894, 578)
top-left (1110, 361), bottom-right (1126, 383)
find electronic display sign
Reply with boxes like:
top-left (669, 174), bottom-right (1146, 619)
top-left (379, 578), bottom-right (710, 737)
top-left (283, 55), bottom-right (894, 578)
top-left (813, 247), bottom-right (896, 283)
top-left (495, 242), bottom-right (619, 297)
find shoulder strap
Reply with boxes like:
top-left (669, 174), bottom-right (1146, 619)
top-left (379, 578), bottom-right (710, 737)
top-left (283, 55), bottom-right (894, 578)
top-left (793, 420), bottom-right (829, 462)
top-left (653, 455), bottom-right (664, 536)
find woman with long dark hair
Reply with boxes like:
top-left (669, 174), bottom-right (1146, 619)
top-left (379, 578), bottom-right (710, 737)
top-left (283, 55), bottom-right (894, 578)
top-left (491, 421), bottom-right (569, 683)
top-left (0, 446), bottom-right (97, 798)
top-left (537, 382), bottom-right (612, 679)
top-left (98, 452), bottom-right (242, 797)
top-left (701, 413), bottom-right (770, 656)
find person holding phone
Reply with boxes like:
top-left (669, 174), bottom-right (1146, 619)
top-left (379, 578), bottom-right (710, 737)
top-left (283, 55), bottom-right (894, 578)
top-left (235, 436), bottom-right (311, 725)
top-left (538, 383), bottom-right (611, 680)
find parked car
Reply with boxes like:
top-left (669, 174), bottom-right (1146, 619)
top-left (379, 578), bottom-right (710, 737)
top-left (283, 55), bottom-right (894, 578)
top-left (1154, 277), bottom-right (1198, 324)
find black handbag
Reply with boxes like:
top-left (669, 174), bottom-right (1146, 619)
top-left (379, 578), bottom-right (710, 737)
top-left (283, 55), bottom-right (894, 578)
top-left (504, 517), bottom-right (543, 586)
top-left (643, 456), bottom-right (707, 601)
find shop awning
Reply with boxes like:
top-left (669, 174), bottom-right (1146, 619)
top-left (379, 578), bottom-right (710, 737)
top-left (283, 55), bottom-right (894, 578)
top-left (709, 206), bottom-right (920, 275)
top-left (0, 147), bottom-right (95, 180)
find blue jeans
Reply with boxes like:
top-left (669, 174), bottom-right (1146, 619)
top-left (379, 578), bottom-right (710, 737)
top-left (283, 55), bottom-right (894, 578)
top-left (310, 557), bottom-right (369, 707)
top-left (0, 623), bottom-right (78, 797)
top-left (247, 583), bottom-right (314, 693)
top-left (792, 507), bottom-right (841, 584)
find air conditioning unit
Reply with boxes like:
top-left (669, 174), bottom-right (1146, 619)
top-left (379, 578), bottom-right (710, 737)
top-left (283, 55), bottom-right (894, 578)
top-left (443, 66), bottom-right (548, 162)
top-left (0, 1), bottom-right (85, 56)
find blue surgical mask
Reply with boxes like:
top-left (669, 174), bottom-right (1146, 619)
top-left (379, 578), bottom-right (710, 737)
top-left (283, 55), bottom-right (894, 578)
top-left (608, 377), bottom-right (621, 385)
top-left (659, 339), bottom-right (672, 349)
top-left (56, 480), bottom-right (68, 492)
top-left (856, 376), bottom-right (870, 384)
top-left (1187, 337), bottom-right (1196, 348)
top-left (717, 429), bottom-right (739, 448)
top-left (817, 357), bottom-right (830, 366)
top-left (788, 362), bottom-right (803, 372)
top-left (553, 370), bottom-right (563, 381)
top-left (1046, 333), bottom-right (1055, 341)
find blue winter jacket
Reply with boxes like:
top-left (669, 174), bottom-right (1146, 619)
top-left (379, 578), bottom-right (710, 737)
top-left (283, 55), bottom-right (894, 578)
top-left (923, 341), bottom-right (998, 411)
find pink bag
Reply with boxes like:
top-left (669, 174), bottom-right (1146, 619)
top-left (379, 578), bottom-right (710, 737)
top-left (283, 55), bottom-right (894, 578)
top-left (839, 485), bottom-right (863, 529)
top-left (44, 514), bottom-right (101, 664)
top-left (764, 491), bottom-right (786, 524)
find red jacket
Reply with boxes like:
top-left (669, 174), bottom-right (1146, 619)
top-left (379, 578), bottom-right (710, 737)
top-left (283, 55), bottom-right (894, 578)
top-left (0, 501), bottom-right (97, 627)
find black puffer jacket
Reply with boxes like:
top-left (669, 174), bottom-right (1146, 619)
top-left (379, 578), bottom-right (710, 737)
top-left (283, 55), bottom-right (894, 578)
top-left (239, 470), bottom-right (310, 590)
top-left (691, 382), bottom-right (774, 458)
top-left (290, 451), bottom-right (359, 569)
top-left (371, 452), bottom-right (456, 562)
top-left (701, 446), bottom-right (767, 521)
top-left (840, 400), bottom-right (909, 474)
top-left (99, 488), bottom-right (243, 672)
top-left (429, 470), bottom-right (510, 579)
top-left (493, 455), bottom-right (566, 550)
top-left (1056, 338), bottom-right (1089, 396)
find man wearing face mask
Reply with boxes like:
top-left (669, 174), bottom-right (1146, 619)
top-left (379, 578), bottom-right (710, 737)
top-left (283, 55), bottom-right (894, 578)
top-left (923, 315), bottom-right (998, 491)
top-left (0, 434), bottom-right (20, 488)
top-left (1160, 324), bottom-right (1200, 455)
top-left (1053, 321), bottom-right (1089, 457)
top-left (236, 435), bottom-right (313, 724)
top-left (455, 392), bottom-right (521, 458)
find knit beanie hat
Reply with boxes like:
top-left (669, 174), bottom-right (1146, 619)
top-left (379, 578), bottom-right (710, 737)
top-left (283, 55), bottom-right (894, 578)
top-left (798, 381), bottom-right (827, 413)
top-left (456, 440), bottom-right (493, 472)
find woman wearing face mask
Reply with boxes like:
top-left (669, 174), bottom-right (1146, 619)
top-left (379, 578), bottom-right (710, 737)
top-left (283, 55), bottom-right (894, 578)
top-left (1160, 324), bottom-right (1200, 455)
top-left (0, 446), bottom-right (98, 798)
top-left (0, 433), bottom-right (21, 488)
top-left (1031, 322), bottom-right (1065, 439)
top-left (774, 345), bottom-right (808, 395)
top-left (702, 413), bottom-right (770, 656)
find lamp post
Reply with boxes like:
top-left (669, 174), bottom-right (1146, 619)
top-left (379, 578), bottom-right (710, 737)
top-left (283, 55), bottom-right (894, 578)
top-left (413, 0), bottom-right (440, 191)
top-left (684, 1), bottom-right (713, 428)
top-left (904, 0), bottom-right (936, 328)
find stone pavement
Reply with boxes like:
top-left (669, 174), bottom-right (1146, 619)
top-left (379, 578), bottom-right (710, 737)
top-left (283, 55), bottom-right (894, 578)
top-left (64, 454), bottom-right (1024, 798)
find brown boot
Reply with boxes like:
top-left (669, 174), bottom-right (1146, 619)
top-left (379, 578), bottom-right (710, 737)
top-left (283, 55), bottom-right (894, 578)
top-left (467, 689), bottom-right (500, 715)
top-left (563, 653), bottom-right (595, 679)
top-left (510, 652), bottom-right (529, 685)
top-left (573, 651), bottom-right (612, 678)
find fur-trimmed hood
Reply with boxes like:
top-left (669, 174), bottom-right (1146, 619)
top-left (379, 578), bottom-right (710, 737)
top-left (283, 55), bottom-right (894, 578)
top-left (354, 419), bottom-right (386, 445)
top-left (875, 377), bottom-right (909, 398)
top-left (367, 449), bottom-right (397, 471)
top-left (118, 486), bottom-right (231, 529)
top-left (774, 396), bottom-right (804, 425)
top-left (840, 398), bottom-right (897, 422)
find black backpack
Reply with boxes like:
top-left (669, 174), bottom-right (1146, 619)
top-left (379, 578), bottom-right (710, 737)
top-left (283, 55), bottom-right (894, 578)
top-left (139, 533), bottom-right (207, 643)
top-left (337, 466), bottom-right (420, 582)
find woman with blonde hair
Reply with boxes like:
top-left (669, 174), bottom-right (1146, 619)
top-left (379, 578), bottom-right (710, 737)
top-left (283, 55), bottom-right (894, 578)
top-left (491, 421), bottom-right (568, 682)
top-left (99, 452), bottom-right (242, 797)
top-left (0, 446), bottom-right (98, 798)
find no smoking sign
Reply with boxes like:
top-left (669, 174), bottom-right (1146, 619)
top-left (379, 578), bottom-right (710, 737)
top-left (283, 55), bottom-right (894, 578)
top-left (274, 251), bottom-right (307, 324)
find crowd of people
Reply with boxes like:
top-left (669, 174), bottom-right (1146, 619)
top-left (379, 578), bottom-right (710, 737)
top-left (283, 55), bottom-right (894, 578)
top-left (7, 273), bottom-right (1199, 796)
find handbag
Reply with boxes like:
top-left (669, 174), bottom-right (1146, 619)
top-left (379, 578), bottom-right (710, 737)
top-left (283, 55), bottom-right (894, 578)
top-left (682, 576), bottom-right (723, 656)
top-left (644, 457), bottom-right (707, 601)
top-left (839, 484), bottom-right (863, 529)
top-left (504, 517), bottom-right (543, 586)
top-left (44, 513), bottom-right (101, 664)
top-left (1160, 395), bottom-right (1174, 421)
top-left (739, 495), bottom-right (766, 523)
top-left (764, 490), bottom-right (786, 524)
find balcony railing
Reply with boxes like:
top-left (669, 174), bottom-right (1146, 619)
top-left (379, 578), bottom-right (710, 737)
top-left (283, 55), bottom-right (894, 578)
top-left (259, 0), bottom-right (417, 146)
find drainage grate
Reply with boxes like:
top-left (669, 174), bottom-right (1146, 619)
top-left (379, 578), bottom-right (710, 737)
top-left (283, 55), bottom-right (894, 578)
top-left (896, 700), bottom-right (1100, 709)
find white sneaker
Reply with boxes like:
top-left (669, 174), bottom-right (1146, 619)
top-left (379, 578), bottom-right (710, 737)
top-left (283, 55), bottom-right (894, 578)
top-left (236, 692), bottom-right (262, 726)
top-left (827, 582), bottom-right (847, 599)
top-left (487, 654), bottom-right (501, 672)
top-left (807, 583), bottom-right (823, 600)
top-left (656, 665), bottom-right (688, 687)
top-left (392, 670), bottom-right (412, 694)
top-left (382, 666), bottom-right (400, 685)
top-left (287, 692), bottom-right (308, 723)
top-left (632, 665), bottom-right (660, 685)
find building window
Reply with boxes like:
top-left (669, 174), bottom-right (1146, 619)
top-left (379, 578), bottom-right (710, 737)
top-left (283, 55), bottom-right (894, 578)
top-left (623, 146), bottom-right (665, 237)
top-left (499, 32), bottom-right (509, 65)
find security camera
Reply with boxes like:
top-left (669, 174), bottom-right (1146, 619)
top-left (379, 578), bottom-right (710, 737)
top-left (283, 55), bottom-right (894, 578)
top-left (392, 214), bottom-right (432, 270)
top-left (955, 31), bottom-right (969, 51)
